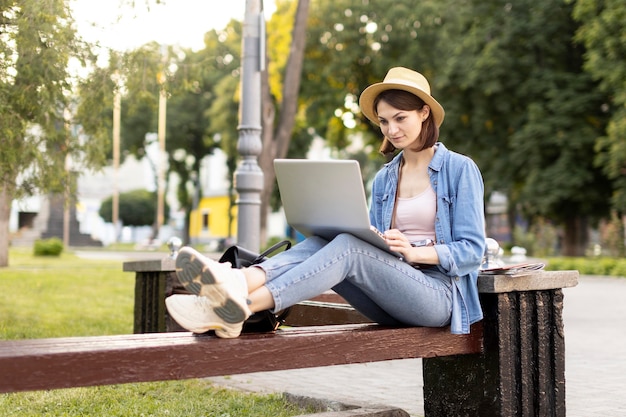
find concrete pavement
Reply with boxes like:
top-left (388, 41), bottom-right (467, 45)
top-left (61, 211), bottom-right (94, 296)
top-left (205, 275), bottom-right (626, 416)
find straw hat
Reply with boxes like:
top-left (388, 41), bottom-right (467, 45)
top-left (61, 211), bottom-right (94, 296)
top-left (359, 67), bottom-right (445, 127)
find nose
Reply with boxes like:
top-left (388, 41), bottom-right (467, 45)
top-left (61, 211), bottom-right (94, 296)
top-left (386, 121), bottom-right (399, 135)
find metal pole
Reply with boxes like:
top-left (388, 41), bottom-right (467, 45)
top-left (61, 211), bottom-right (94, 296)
top-left (112, 75), bottom-right (121, 242)
top-left (157, 86), bottom-right (166, 234)
top-left (63, 109), bottom-right (71, 248)
top-left (156, 48), bottom-right (167, 239)
top-left (235, 0), bottom-right (264, 252)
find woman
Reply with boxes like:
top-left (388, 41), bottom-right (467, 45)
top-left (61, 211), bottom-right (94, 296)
top-left (166, 67), bottom-right (486, 338)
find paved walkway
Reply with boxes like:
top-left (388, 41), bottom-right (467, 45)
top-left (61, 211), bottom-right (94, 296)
top-left (206, 275), bottom-right (626, 417)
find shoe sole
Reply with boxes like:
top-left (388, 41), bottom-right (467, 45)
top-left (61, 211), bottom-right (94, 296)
top-left (175, 247), bottom-right (247, 324)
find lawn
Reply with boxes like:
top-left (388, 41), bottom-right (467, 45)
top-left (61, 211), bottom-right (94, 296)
top-left (0, 248), bottom-right (314, 416)
top-left (0, 248), bottom-right (134, 339)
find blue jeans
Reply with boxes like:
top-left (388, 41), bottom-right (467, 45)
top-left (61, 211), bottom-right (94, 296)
top-left (259, 234), bottom-right (453, 327)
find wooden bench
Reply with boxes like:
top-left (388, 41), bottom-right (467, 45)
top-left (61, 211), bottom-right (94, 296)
top-left (0, 259), bottom-right (578, 417)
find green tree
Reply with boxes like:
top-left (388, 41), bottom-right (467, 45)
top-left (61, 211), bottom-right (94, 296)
top-left (99, 189), bottom-right (162, 227)
top-left (76, 3), bottom-right (313, 247)
top-left (76, 43), bottom-right (167, 239)
top-left (257, 0), bottom-right (311, 241)
top-left (172, 3), bottom-right (313, 243)
top-left (188, 22), bottom-right (243, 240)
top-left (77, 41), bottom-right (222, 242)
top-left (300, 0), bottom-right (446, 150)
top-left (296, 0), bottom-right (615, 255)
top-left (573, 0), bottom-right (626, 213)
top-left (0, 0), bottom-right (104, 267)
top-left (438, 0), bottom-right (611, 255)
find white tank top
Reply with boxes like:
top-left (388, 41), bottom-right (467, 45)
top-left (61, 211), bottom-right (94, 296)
top-left (394, 184), bottom-right (437, 243)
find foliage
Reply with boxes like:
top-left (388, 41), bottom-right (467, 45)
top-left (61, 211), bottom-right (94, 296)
top-left (295, 0), bottom-right (620, 255)
top-left (69, 0), bottom-right (625, 254)
top-left (76, 25), bottom-right (243, 242)
top-left (33, 238), bottom-right (64, 257)
top-left (99, 189), bottom-right (163, 226)
top-left (435, 0), bottom-right (611, 255)
top-left (572, 0), bottom-right (626, 213)
top-left (0, 0), bottom-right (105, 266)
top-left (300, 0), bottom-right (445, 151)
top-left (198, 25), bottom-right (242, 178)
top-left (597, 211), bottom-right (625, 257)
top-left (546, 256), bottom-right (626, 278)
top-left (512, 218), bottom-right (560, 258)
top-left (0, 0), bottom-right (104, 198)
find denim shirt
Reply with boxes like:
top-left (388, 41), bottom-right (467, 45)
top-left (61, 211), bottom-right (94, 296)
top-left (369, 142), bottom-right (485, 334)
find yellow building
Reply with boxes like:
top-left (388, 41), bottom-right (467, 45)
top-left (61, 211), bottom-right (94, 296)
top-left (189, 193), bottom-right (237, 244)
top-left (188, 149), bottom-right (237, 245)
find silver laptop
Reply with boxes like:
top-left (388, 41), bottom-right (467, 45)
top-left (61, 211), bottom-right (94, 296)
top-left (274, 159), bottom-right (396, 255)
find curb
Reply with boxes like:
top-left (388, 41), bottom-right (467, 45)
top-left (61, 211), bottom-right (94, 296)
top-left (285, 393), bottom-right (411, 417)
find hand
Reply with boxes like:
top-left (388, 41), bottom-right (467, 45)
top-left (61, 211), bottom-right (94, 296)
top-left (384, 229), bottom-right (439, 265)
top-left (383, 229), bottom-right (412, 253)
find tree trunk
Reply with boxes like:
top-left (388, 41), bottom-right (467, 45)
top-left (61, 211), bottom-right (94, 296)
top-left (0, 184), bottom-right (14, 267)
top-left (258, 0), bottom-right (310, 244)
top-left (561, 216), bottom-right (588, 256)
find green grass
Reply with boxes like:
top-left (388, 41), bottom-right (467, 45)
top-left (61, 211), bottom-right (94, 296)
top-left (0, 248), bottom-right (314, 417)
top-left (0, 380), bottom-right (311, 417)
top-left (0, 248), bottom-right (134, 339)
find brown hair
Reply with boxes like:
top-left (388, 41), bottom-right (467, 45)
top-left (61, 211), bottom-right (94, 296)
top-left (373, 89), bottom-right (439, 156)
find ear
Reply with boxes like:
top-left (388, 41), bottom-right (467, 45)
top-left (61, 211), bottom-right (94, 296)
top-left (421, 105), bottom-right (431, 121)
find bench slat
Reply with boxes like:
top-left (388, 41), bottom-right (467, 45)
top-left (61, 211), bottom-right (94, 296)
top-left (0, 323), bottom-right (482, 393)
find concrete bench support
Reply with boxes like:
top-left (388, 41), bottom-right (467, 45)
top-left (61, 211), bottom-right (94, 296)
top-left (423, 272), bottom-right (576, 417)
top-left (124, 258), bottom-right (175, 333)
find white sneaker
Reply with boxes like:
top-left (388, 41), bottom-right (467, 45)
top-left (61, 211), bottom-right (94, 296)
top-left (165, 294), bottom-right (244, 338)
top-left (174, 246), bottom-right (251, 338)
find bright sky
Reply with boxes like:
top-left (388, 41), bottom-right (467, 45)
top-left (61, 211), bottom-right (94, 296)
top-left (71, 0), bottom-right (274, 52)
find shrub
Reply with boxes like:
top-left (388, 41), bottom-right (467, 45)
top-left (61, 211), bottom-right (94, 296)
top-left (33, 238), bottom-right (64, 257)
top-left (545, 256), bottom-right (626, 277)
top-left (99, 189), bottom-right (168, 226)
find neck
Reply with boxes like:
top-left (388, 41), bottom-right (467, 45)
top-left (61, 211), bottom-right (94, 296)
top-left (402, 146), bottom-right (435, 168)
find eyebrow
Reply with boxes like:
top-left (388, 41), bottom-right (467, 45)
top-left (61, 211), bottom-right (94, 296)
top-left (378, 111), bottom-right (405, 122)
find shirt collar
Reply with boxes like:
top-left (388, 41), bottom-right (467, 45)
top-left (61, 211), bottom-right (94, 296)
top-left (429, 142), bottom-right (447, 172)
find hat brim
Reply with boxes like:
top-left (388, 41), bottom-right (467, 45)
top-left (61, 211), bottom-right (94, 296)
top-left (359, 82), bottom-right (445, 128)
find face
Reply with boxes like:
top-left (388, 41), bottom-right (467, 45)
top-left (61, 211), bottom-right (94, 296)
top-left (376, 100), bottom-right (430, 150)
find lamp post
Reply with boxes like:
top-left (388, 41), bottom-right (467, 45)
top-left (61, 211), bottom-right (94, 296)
top-left (156, 79), bottom-right (166, 233)
top-left (234, 0), bottom-right (265, 252)
top-left (112, 71), bottom-right (121, 242)
top-left (156, 46), bottom-right (168, 239)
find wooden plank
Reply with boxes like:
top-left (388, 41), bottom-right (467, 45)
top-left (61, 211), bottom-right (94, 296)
top-left (284, 300), bottom-right (373, 326)
top-left (0, 323), bottom-right (482, 393)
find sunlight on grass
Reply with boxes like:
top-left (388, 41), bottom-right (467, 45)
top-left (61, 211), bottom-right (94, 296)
top-left (0, 248), bottom-right (315, 416)
top-left (0, 380), bottom-right (315, 417)
top-left (0, 249), bottom-right (134, 339)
